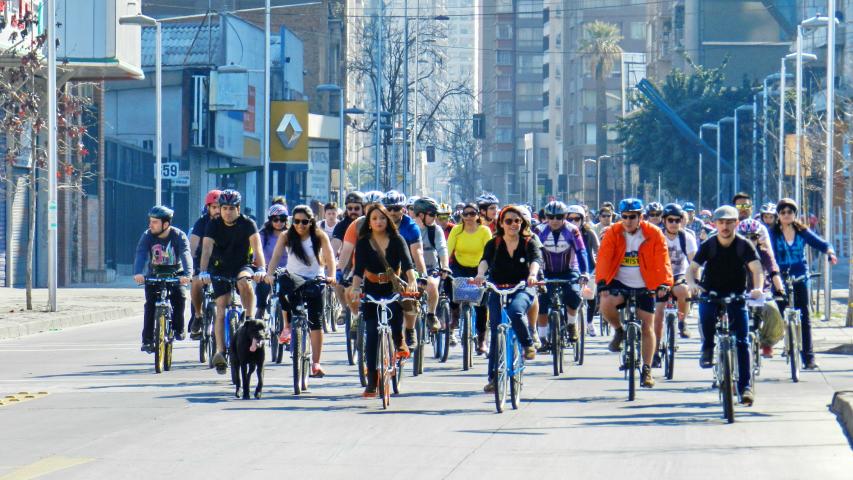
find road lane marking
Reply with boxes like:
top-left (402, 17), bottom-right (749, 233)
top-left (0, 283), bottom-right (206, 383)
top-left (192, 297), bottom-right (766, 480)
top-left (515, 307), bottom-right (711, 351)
top-left (0, 391), bottom-right (48, 407)
top-left (0, 456), bottom-right (93, 479)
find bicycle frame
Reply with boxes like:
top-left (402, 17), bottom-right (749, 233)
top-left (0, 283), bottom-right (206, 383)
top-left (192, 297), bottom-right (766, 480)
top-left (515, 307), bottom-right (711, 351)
top-left (363, 293), bottom-right (403, 408)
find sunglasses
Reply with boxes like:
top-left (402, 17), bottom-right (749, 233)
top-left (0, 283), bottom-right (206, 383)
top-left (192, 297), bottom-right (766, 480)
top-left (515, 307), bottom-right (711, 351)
top-left (665, 217), bottom-right (682, 224)
top-left (503, 218), bottom-right (522, 225)
top-left (346, 205), bottom-right (362, 212)
top-left (599, 212), bottom-right (611, 217)
top-left (424, 212), bottom-right (436, 218)
top-left (648, 213), bottom-right (662, 218)
top-left (621, 214), bottom-right (639, 220)
top-left (778, 208), bottom-right (796, 215)
top-left (292, 219), bottom-right (311, 226)
top-left (735, 204), bottom-right (752, 210)
top-left (462, 211), bottom-right (478, 217)
top-left (271, 216), bottom-right (288, 223)
top-left (747, 234), bottom-right (760, 241)
top-left (546, 214), bottom-right (565, 220)
top-left (387, 206), bottom-right (403, 213)
top-left (437, 215), bottom-right (450, 221)
top-left (568, 216), bottom-right (583, 223)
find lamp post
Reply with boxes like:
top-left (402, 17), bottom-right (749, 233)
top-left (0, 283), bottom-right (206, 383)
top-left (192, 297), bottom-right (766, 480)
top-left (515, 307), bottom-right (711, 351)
top-left (119, 13), bottom-right (161, 205)
top-left (700, 123), bottom-right (718, 211)
top-left (785, 46), bottom-right (818, 207)
top-left (317, 84), bottom-right (345, 205)
top-left (733, 105), bottom-right (754, 194)
top-left (717, 117), bottom-right (734, 204)
top-left (778, 58), bottom-right (787, 199)
top-left (582, 158), bottom-right (596, 206)
top-left (597, 154), bottom-right (611, 207)
top-left (46, 0), bottom-right (58, 311)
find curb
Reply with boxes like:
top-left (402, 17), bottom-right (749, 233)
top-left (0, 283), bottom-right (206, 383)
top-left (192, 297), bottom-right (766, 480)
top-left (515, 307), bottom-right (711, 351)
top-left (830, 391), bottom-right (853, 446)
top-left (0, 306), bottom-right (142, 341)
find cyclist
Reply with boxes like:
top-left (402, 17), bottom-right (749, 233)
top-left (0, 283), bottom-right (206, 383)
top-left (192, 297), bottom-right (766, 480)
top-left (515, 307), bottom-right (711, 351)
top-left (198, 190), bottom-right (267, 374)
top-left (759, 203), bottom-right (777, 230)
top-left (684, 202), bottom-right (704, 236)
top-left (571, 205), bottom-right (600, 337)
top-left (350, 204), bottom-right (418, 397)
top-left (436, 202), bottom-right (455, 238)
top-left (452, 202), bottom-right (465, 223)
top-left (536, 201), bottom-right (589, 351)
top-left (644, 202), bottom-right (664, 229)
top-left (319, 201), bottom-right (339, 238)
top-left (331, 191), bottom-right (365, 325)
top-left (593, 202), bottom-right (615, 238)
top-left (474, 205), bottom-right (543, 393)
top-left (769, 198), bottom-right (837, 370)
top-left (596, 198), bottom-right (673, 389)
top-left (686, 205), bottom-right (765, 406)
top-left (411, 197), bottom-right (451, 335)
top-left (133, 206), bottom-right (192, 352)
top-left (653, 204), bottom-right (696, 366)
top-left (254, 204), bottom-right (289, 320)
top-left (476, 193), bottom-right (500, 233)
top-left (738, 219), bottom-right (785, 359)
top-left (189, 189), bottom-right (221, 339)
top-left (733, 193), bottom-right (778, 264)
top-left (266, 205), bottom-right (337, 377)
top-left (339, 191), bottom-right (386, 318)
top-left (447, 202), bottom-right (493, 354)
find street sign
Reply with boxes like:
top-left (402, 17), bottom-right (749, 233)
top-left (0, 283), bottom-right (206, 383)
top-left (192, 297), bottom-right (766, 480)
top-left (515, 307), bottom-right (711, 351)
top-left (171, 176), bottom-right (190, 187)
top-left (160, 162), bottom-right (179, 179)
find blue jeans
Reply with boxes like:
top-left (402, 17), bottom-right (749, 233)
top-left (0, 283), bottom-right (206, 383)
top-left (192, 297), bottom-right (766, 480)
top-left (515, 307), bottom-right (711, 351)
top-left (699, 301), bottom-right (751, 394)
top-left (487, 288), bottom-right (534, 380)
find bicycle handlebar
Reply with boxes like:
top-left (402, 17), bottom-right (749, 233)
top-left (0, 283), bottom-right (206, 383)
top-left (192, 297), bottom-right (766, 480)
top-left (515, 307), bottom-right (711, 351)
top-left (693, 292), bottom-right (750, 305)
top-left (482, 281), bottom-right (528, 297)
top-left (143, 276), bottom-right (182, 285)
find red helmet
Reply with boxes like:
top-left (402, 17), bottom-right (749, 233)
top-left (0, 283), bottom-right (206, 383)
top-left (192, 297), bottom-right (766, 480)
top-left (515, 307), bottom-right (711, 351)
top-left (205, 189), bottom-right (222, 206)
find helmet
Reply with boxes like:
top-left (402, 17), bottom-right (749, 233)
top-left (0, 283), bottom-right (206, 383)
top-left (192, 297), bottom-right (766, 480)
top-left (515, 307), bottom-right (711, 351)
top-left (515, 205), bottom-right (532, 223)
top-left (543, 201), bottom-right (568, 216)
top-left (344, 191), bottom-right (365, 205)
top-left (759, 202), bottom-right (776, 215)
top-left (148, 205), bottom-right (174, 222)
top-left (438, 203), bottom-right (452, 215)
top-left (567, 205), bottom-right (585, 217)
top-left (406, 195), bottom-right (419, 208)
top-left (683, 202), bottom-right (696, 212)
top-left (267, 204), bottom-right (288, 218)
top-left (737, 218), bottom-right (762, 236)
top-left (618, 198), bottom-right (644, 213)
top-left (412, 197), bottom-right (439, 215)
top-left (205, 189), bottom-right (222, 206)
top-left (776, 197), bottom-right (798, 214)
top-left (475, 193), bottom-right (499, 208)
top-left (218, 189), bottom-right (242, 206)
top-left (646, 202), bottom-right (664, 214)
top-left (454, 202), bottom-right (465, 211)
top-left (363, 190), bottom-right (385, 204)
top-left (662, 203), bottom-right (683, 218)
top-left (382, 190), bottom-right (407, 207)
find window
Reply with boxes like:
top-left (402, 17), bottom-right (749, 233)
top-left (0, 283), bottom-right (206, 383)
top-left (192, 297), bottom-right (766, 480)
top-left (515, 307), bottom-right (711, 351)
top-left (543, 35), bottom-right (549, 51)
top-left (542, 119), bottom-right (549, 133)
top-left (584, 123), bottom-right (596, 145)
top-left (543, 92), bottom-right (549, 107)
top-left (555, 96), bottom-right (561, 107)
top-left (496, 128), bottom-right (513, 143)
top-left (555, 33), bottom-right (561, 47)
top-left (497, 75), bottom-right (512, 91)
top-left (517, 54), bottom-right (543, 75)
top-left (517, 0), bottom-right (541, 19)
top-left (497, 50), bottom-right (513, 65)
top-left (555, 123), bottom-right (561, 140)
top-left (543, 63), bottom-right (549, 78)
top-left (630, 21), bottom-right (645, 41)
top-left (518, 28), bottom-right (540, 48)
top-left (497, 24), bottom-right (513, 40)
top-left (497, 100), bottom-right (513, 116)
top-left (496, 0), bottom-right (513, 13)
top-left (583, 90), bottom-right (596, 109)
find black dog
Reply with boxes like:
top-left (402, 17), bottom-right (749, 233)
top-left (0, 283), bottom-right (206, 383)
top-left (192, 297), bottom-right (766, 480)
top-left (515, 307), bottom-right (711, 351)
top-left (231, 319), bottom-right (266, 399)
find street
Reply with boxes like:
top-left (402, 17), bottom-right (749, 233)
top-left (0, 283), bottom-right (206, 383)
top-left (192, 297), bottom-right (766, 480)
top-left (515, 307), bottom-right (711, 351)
top-left (0, 312), bottom-right (851, 479)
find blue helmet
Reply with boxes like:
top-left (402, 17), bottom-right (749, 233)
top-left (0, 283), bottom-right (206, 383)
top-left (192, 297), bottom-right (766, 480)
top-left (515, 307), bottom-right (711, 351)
top-left (218, 189), bottom-right (242, 206)
top-left (683, 202), bottom-right (696, 212)
top-left (618, 198), bottom-right (644, 213)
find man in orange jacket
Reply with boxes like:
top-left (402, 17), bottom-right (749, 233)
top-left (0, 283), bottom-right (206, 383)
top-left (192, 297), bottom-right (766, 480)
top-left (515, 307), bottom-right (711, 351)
top-left (596, 198), bottom-right (673, 388)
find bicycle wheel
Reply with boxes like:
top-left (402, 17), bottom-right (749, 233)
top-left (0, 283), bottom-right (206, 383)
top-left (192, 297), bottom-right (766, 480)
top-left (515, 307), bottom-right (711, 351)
top-left (204, 303), bottom-right (216, 368)
top-left (357, 314), bottom-right (368, 387)
top-left (599, 310), bottom-right (610, 336)
top-left (413, 312), bottom-right (424, 376)
top-left (440, 303), bottom-right (452, 363)
top-left (626, 324), bottom-right (637, 401)
top-left (300, 327), bottom-right (311, 392)
top-left (378, 331), bottom-right (392, 409)
top-left (270, 301), bottom-right (282, 364)
top-left (154, 308), bottom-right (165, 374)
top-left (575, 310), bottom-right (585, 365)
top-left (549, 310), bottom-right (561, 376)
top-left (164, 315), bottom-right (173, 372)
top-left (664, 313), bottom-right (676, 380)
top-left (788, 317), bottom-right (800, 383)
top-left (462, 305), bottom-right (473, 371)
top-left (493, 328), bottom-right (508, 413)
top-left (393, 357), bottom-right (402, 395)
top-left (345, 309), bottom-right (356, 366)
top-left (510, 340), bottom-right (522, 410)
top-left (292, 321), bottom-right (304, 395)
top-left (720, 348), bottom-right (735, 423)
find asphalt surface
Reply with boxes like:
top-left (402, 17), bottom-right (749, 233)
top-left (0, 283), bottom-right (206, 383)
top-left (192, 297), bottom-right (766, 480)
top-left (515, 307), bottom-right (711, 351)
top-left (0, 314), bottom-right (851, 479)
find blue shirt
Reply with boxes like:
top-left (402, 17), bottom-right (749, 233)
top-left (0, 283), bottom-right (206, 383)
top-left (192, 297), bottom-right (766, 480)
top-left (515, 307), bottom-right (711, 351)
top-left (769, 227), bottom-right (831, 277)
top-left (398, 215), bottom-right (422, 246)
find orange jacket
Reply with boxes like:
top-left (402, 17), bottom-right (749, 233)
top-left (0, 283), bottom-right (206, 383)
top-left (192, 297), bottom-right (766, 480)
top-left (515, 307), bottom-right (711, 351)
top-left (595, 221), bottom-right (674, 290)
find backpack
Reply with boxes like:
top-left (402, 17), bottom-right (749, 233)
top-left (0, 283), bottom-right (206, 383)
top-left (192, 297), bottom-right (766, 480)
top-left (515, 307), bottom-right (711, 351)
top-left (675, 230), bottom-right (688, 256)
top-left (426, 224), bottom-right (437, 250)
top-left (703, 234), bottom-right (748, 261)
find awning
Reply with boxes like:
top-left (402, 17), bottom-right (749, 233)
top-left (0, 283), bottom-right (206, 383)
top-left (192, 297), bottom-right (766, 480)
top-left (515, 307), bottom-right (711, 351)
top-left (206, 166), bottom-right (262, 175)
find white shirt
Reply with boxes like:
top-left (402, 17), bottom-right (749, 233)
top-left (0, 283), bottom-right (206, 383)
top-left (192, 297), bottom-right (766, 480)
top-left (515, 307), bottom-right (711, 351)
top-left (320, 220), bottom-right (336, 239)
top-left (664, 230), bottom-right (697, 276)
top-left (614, 229), bottom-right (646, 288)
top-left (286, 236), bottom-right (324, 278)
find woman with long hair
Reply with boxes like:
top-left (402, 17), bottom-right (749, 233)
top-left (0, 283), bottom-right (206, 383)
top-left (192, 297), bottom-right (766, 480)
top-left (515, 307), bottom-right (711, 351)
top-left (350, 204), bottom-right (418, 397)
top-left (474, 205), bottom-right (543, 393)
top-left (255, 204), bottom-right (289, 319)
top-left (267, 205), bottom-right (336, 377)
top-left (769, 198), bottom-right (837, 369)
top-left (447, 202), bottom-right (493, 354)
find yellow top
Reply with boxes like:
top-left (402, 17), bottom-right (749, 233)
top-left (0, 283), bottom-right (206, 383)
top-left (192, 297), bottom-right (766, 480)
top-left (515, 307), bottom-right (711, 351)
top-left (447, 224), bottom-right (493, 268)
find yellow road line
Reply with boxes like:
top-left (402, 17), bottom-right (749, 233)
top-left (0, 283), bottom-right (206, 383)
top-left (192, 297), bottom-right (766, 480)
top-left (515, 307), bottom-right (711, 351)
top-left (0, 392), bottom-right (48, 407)
top-left (0, 456), bottom-right (93, 480)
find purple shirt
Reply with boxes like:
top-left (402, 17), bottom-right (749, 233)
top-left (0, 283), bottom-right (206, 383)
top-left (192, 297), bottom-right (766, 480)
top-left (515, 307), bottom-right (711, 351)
top-left (537, 223), bottom-right (588, 275)
top-left (261, 229), bottom-right (287, 269)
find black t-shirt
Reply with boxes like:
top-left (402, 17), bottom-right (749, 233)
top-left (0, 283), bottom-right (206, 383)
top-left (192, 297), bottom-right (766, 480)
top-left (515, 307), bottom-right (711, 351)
top-left (693, 235), bottom-right (759, 296)
top-left (190, 214), bottom-right (211, 259)
top-left (204, 214), bottom-right (258, 274)
top-left (332, 216), bottom-right (354, 242)
top-left (482, 235), bottom-right (544, 285)
top-left (354, 233), bottom-right (414, 297)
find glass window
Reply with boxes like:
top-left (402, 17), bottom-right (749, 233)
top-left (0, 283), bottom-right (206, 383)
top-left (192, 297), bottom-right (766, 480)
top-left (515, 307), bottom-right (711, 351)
top-left (497, 24), bottom-right (513, 40)
top-left (497, 50), bottom-right (513, 65)
top-left (584, 123), bottom-right (596, 145)
top-left (517, 0), bottom-right (542, 19)
top-left (497, 75), bottom-right (512, 91)
top-left (497, 101), bottom-right (513, 116)
top-left (630, 21), bottom-right (646, 41)
top-left (496, 128), bottom-right (513, 143)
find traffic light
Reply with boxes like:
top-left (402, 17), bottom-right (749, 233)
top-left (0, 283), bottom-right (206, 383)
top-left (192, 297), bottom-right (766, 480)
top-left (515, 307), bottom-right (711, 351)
top-left (426, 145), bottom-right (436, 163)
top-left (473, 113), bottom-right (484, 139)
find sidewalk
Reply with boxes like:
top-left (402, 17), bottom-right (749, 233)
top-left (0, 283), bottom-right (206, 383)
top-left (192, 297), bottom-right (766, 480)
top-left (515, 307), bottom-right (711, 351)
top-left (0, 276), bottom-right (144, 340)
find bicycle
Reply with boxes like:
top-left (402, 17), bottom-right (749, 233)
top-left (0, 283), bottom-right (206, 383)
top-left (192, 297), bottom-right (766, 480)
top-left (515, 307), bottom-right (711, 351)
top-left (746, 294), bottom-right (766, 382)
top-left (698, 292), bottom-right (750, 424)
top-left (288, 276), bottom-right (328, 395)
top-left (541, 278), bottom-right (572, 377)
top-left (428, 274), bottom-right (453, 364)
top-left (452, 275), bottom-right (483, 371)
top-left (199, 282), bottom-right (216, 368)
top-left (604, 287), bottom-right (654, 401)
top-left (484, 281), bottom-right (529, 413)
top-left (266, 268), bottom-right (286, 364)
top-left (660, 295), bottom-right (678, 381)
top-left (144, 277), bottom-right (182, 373)
top-left (779, 272), bottom-right (819, 382)
top-left (211, 276), bottom-right (247, 386)
top-left (412, 278), bottom-right (429, 376)
top-left (322, 282), bottom-right (339, 333)
top-left (362, 292), bottom-right (419, 409)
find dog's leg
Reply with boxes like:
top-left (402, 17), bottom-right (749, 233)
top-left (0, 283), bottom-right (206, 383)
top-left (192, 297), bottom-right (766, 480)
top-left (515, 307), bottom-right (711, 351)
top-left (255, 362), bottom-right (264, 399)
top-left (241, 362), bottom-right (250, 400)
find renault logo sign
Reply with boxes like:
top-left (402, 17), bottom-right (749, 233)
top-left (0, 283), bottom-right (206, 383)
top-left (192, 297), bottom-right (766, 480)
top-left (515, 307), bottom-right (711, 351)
top-left (276, 113), bottom-right (303, 149)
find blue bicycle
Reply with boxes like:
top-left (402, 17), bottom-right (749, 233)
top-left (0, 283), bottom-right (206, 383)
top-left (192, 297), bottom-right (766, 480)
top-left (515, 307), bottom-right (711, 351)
top-left (484, 281), bottom-right (529, 413)
top-left (211, 276), bottom-right (247, 386)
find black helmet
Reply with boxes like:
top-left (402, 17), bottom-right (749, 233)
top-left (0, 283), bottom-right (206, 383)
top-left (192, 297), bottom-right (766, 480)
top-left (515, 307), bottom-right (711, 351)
top-left (412, 197), bottom-right (439, 215)
top-left (344, 191), bottom-right (365, 205)
top-left (662, 203), bottom-right (683, 218)
top-left (218, 189), bottom-right (242, 206)
top-left (148, 205), bottom-right (174, 222)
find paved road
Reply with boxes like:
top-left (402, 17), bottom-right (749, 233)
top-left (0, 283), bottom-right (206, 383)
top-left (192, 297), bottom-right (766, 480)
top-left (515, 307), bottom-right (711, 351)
top-left (0, 314), bottom-right (851, 479)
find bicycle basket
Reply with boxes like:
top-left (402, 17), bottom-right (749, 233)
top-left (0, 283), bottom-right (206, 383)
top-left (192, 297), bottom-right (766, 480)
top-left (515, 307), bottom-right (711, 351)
top-left (452, 278), bottom-right (485, 304)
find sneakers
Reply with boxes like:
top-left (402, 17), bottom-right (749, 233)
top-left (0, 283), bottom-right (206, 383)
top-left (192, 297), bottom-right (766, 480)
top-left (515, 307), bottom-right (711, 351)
top-left (568, 323), bottom-right (578, 343)
top-left (524, 345), bottom-right (536, 360)
top-left (531, 329), bottom-right (542, 350)
top-left (652, 351), bottom-right (662, 369)
top-left (537, 340), bottom-right (551, 354)
top-left (700, 347), bottom-right (714, 369)
top-left (405, 328), bottom-right (417, 349)
top-left (608, 328), bottom-right (625, 353)
top-left (483, 379), bottom-right (496, 393)
top-left (190, 325), bottom-right (203, 340)
top-left (476, 333), bottom-right (488, 355)
top-left (336, 312), bottom-right (346, 326)
top-left (761, 345), bottom-right (773, 358)
top-left (678, 320), bottom-right (691, 338)
top-left (174, 331), bottom-right (185, 341)
top-left (395, 335), bottom-right (411, 359)
top-left (141, 342), bottom-right (154, 354)
top-left (641, 365), bottom-right (655, 388)
top-left (363, 369), bottom-right (378, 398)
top-left (803, 359), bottom-right (820, 370)
top-left (449, 332), bottom-right (459, 346)
top-left (427, 313), bottom-right (441, 332)
top-left (212, 351), bottom-right (227, 374)
top-left (740, 387), bottom-right (755, 406)
top-left (278, 326), bottom-right (291, 344)
top-left (586, 323), bottom-right (596, 337)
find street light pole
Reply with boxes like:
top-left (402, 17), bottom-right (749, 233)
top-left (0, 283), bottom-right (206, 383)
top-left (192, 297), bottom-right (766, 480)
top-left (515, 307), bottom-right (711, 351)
top-left (824, 1), bottom-right (837, 323)
top-left (597, 154), bottom-right (611, 206)
top-left (700, 123), bottom-right (718, 211)
top-left (778, 58), bottom-right (787, 199)
top-left (263, 0), bottom-right (270, 206)
top-left (402, 0), bottom-right (409, 193)
top-left (47, 0), bottom-right (58, 311)
top-left (734, 105), bottom-right (754, 194)
top-left (717, 117), bottom-right (734, 204)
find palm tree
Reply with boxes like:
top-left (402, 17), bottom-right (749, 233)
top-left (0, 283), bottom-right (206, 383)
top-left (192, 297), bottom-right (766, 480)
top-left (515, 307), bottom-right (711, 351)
top-left (580, 21), bottom-right (622, 204)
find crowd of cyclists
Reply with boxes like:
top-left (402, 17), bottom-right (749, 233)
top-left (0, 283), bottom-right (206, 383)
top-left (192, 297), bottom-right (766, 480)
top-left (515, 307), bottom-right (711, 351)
top-left (133, 186), bottom-right (837, 405)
